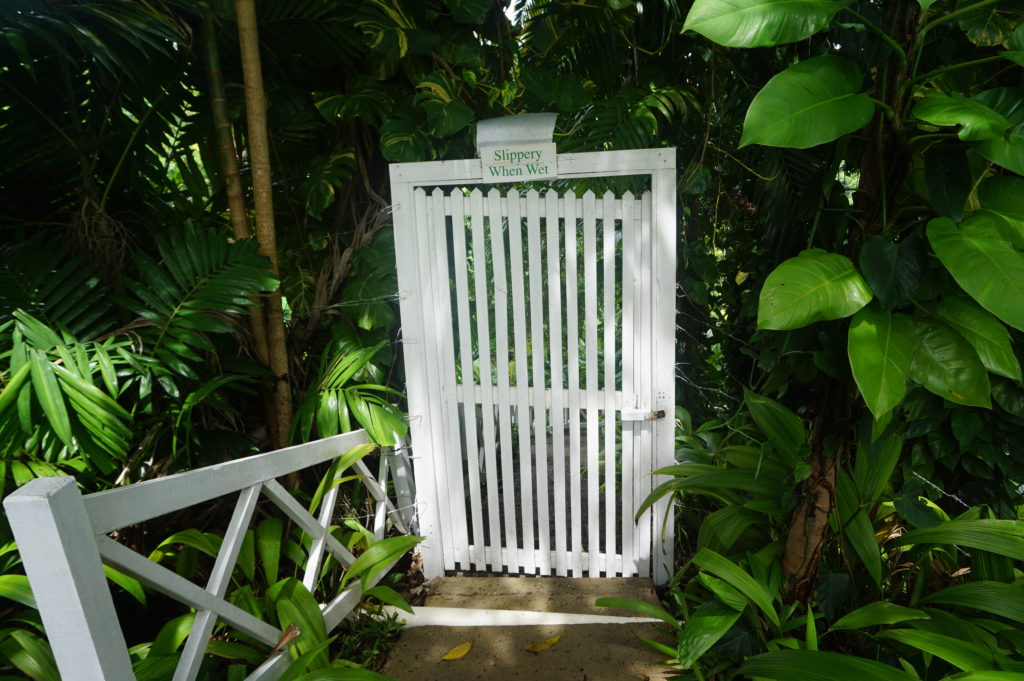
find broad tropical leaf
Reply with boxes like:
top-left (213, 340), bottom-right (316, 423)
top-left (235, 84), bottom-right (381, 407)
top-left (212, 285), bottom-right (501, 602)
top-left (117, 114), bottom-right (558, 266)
top-left (912, 95), bottom-right (1010, 141)
top-left (692, 549), bottom-right (779, 628)
top-left (972, 88), bottom-right (1024, 175)
top-left (909, 317), bottom-right (991, 408)
top-left (978, 176), bottom-right (1024, 248)
top-left (876, 629), bottom-right (995, 671)
top-left (743, 389), bottom-right (805, 453)
top-left (848, 305), bottom-right (917, 418)
top-left (927, 217), bottom-right (1024, 332)
top-left (758, 249), bottom-right (873, 329)
top-left (594, 597), bottom-right (681, 629)
top-left (683, 0), bottom-right (844, 47)
top-left (741, 57), bottom-right (875, 148)
top-left (934, 297), bottom-right (1021, 381)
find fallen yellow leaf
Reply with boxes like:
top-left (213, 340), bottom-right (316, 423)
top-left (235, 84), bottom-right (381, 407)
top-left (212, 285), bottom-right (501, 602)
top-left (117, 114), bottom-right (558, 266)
top-left (440, 640), bottom-right (473, 660)
top-left (524, 635), bottom-right (561, 653)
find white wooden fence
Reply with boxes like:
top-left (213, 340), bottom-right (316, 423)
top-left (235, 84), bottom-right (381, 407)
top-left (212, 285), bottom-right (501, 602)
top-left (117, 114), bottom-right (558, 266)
top-left (391, 148), bottom-right (676, 583)
top-left (3, 431), bottom-right (415, 681)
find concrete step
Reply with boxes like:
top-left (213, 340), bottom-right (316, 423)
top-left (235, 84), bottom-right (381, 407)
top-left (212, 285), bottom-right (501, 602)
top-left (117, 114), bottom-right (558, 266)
top-left (380, 577), bottom-right (673, 681)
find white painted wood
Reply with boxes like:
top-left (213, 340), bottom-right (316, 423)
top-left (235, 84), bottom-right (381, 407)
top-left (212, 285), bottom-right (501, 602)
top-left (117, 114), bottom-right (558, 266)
top-left (451, 188), bottom-right (485, 570)
top-left (564, 190), bottom-right (584, 576)
top-left (526, 188), bottom-right (551, 574)
top-left (390, 147), bottom-right (678, 582)
top-left (636, 190), bottom-right (654, 580)
top-left (176, 484), bottom-right (261, 681)
top-left (652, 166), bottom-right (677, 584)
top-left (470, 188), bottom-right (502, 571)
top-left (3, 477), bottom-right (135, 681)
top-left (98, 535), bottom-right (281, 646)
top-left (582, 190), bottom-right (600, 577)
top-left (354, 457), bottom-right (410, 536)
top-left (303, 481), bottom-right (340, 592)
top-left (488, 187), bottom-right (520, 573)
top-left (84, 430), bottom-right (371, 534)
top-left (431, 189), bottom-right (470, 567)
top-left (261, 479), bottom-right (357, 568)
top-left (423, 187), bottom-right (462, 572)
top-left (386, 437), bottom-right (416, 531)
top-left (546, 190), bottom-right (568, 577)
top-left (390, 164), bottom-right (443, 579)
top-left (383, 606), bottom-right (660, 627)
top-left (602, 190), bottom-right (618, 577)
top-left (620, 191), bottom-right (638, 577)
top-left (506, 189), bottom-right (537, 574)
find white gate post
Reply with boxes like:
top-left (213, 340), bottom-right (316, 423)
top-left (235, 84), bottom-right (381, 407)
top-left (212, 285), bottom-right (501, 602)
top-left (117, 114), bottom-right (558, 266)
top-left (4, 477), bottom-right (135, 681)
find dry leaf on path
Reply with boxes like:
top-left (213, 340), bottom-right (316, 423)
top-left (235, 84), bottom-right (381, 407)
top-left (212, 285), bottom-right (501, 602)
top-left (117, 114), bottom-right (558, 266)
top-left (441, 640), bottom-right (473, 660)
top-left (524, 635), bottom-right (561, 652)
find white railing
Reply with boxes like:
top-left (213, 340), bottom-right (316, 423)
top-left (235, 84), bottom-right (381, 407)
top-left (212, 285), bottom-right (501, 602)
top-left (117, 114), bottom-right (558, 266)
top-left (3, 431), bottom-right (417, 681)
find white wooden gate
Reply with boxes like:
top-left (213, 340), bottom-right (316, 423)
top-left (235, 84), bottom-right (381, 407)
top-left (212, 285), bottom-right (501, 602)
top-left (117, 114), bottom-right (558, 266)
top-left (391, 148), bottom-right (676, 584)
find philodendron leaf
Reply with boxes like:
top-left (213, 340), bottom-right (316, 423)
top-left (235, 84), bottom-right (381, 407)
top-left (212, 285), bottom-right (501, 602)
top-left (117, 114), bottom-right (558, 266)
top-left (978, 176), bottom-right (1024, 248)
top-left (443, 0), bottom-right (491, 24)
top-left (741, 56), bottom-right (875, 148)
top-left (858, 235), bottom-right (926, 308)
top-left (910, 317), bottom-right (991, 408)
top-left (972, 87), bottom-right (1024, 175)
top-left (912, 94), bottom-right (1010, 141)
top-left (927, 216), bottom-right (1024, 332)
top-left (848, 305), bottom-right (917, 419)
top-left (934, 297), bottom-right (1021, 381)
top-left (682, 0), bottom-right (844, 47)
top-left (758, 249), bottom-right (873, 329)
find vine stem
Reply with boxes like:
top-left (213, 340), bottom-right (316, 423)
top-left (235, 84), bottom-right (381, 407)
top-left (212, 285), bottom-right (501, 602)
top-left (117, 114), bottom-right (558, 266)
top-left (919, 0), bottom-right (1002, 36)
top-left (841, 7), bottom-right (907, 63)
top-left (902, 55), bottom-right (1004, 91)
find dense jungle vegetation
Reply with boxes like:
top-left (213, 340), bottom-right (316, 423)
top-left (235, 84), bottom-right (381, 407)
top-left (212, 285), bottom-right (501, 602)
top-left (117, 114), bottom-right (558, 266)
top-left (1, 0), bottom-right (1024, 679)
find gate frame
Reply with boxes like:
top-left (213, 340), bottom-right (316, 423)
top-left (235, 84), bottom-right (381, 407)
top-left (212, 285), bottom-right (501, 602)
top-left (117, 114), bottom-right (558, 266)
top-left (390, 148), bottom-right (677, 584)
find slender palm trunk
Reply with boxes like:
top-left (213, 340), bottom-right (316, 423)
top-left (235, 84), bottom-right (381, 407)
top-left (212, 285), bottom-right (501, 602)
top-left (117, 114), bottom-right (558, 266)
top-left (203, 12), bottom-right (271, 367)
top-left (235, 0), bottom-right (292, 449)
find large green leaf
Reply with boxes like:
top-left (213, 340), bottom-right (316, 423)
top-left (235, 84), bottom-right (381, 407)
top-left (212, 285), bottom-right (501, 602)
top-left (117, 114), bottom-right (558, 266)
top-left (270, 579), bottom-right (330, 670)
top-left (921, 581), bottom-right (1024, 624)
top-left (890, 519), bottom-right (1024, 560)
top-left (691, 549), bottom-right (779, 628)
top-left (928, 217), bottom-right (1024, 332)
top-left (743, 389), bottom-right (805, 453)
top-left (877, 629), bottom-right (995, 671)
top-left (758, 249), bottom-right (873, 329)
top-left (379, 118), bottom-right (433, 162)
top-left (859, 235), bottom-right (927, 309)
top-left (934, 297), bottom-right (1021, 381)
top-left (739, 650), bottom-right (918, 681)
top-left (341, 535), bottom-right (422, 589)
top-left (978, 176), bottom-right (1024, 248)
top-left (972, 88), bottom-right (1024, 175)
top-left (677, 599), bottom-right (743, 668)
top-left (741, 56), bottom-right (875, 148)
top-left (848, 305), bottom-right (917, 418)
top-left (957, 0), bottom-right (1013, 46)
top-left (909, 317), bottom-right (990, 408)
top-left (682, 0), bottom-right (844, 47)
top-left (924, 145), bottom-right (972, 221)
top-left (443, 0), bottom-right (491, 23)
top-left (829, 602), bottom-right (929, 632)
top-left (594, 597), bottom-right (680, 629)
top-left (912, 95), bottom-right (1010, 141)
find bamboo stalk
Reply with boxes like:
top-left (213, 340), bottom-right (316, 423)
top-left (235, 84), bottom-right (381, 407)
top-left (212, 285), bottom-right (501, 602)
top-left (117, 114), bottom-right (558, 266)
top-left (235, 0), bottom-right (292, 450)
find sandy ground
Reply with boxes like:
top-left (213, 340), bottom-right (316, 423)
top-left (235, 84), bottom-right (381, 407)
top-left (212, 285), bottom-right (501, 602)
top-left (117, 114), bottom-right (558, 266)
top-left (381, 577), bottom-right (674, 681)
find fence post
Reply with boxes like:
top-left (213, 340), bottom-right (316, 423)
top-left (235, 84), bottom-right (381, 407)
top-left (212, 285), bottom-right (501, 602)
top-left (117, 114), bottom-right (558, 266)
top-left (3, 477), bottom-right (135, 681)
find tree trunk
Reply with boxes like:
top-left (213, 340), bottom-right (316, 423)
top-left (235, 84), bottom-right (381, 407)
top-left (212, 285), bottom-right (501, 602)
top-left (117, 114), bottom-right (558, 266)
top-left (203, 12), bottom-right (271, 367)
top-left (235, 0), bottom-right (292, 450)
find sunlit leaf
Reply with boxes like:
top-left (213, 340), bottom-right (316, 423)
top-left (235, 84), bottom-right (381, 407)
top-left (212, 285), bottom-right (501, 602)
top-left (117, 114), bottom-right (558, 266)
top-left (758, 249), bottom-right (873, 329)
top-left (848, 305), bottom-right (917, 418)
top-left (934, 297), bottom-right (1021, 381)
top-left (912, 94), bottom-right (1010, 141)
top-left (683, 0), bottom-right (844, 47)
top-left (741, 57), bottom-right (875, 148)
top-left (829, 602), bottom-right (929, 632)
top-left (739, 649), bottom-right (918, 681)
top-left (909, 317), bottom-right (990, 408)
top-left (524, 635), bottom-right (561, 652)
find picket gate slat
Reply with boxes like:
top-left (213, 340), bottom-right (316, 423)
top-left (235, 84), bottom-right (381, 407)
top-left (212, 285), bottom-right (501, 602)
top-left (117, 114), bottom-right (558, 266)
top-left (450, 190), bottom-right (485, 570)
top-left (581, 190), bottom-right (600, 577)
top-left (506, 190), bottom-right (537, 574)
top-left (564, 191), bottom-right (584, 576)
top-left (525, 189), bottom-right (551, 574)
top-left (620, 191), bottom-right (637, 576)
top-left (545, 190), bottom-right (568, 577)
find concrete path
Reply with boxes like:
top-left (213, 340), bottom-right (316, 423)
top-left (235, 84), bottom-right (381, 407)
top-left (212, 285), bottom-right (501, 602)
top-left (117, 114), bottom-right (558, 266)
top-left (381, 577), bottom-right (673, 681)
